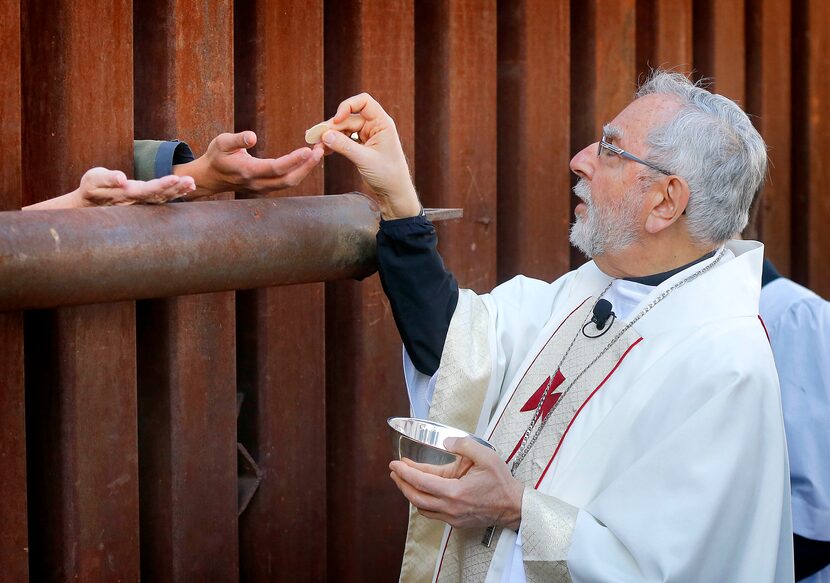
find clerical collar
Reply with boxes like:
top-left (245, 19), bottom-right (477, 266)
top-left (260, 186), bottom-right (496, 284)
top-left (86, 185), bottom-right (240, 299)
top-left (622, 250), bottom-right (717, 287)
top-left (761, 259), bottom-right (781, 287)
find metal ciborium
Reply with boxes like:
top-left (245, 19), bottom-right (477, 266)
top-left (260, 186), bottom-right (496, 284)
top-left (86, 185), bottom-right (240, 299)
top-left (387, 417), bottom-right (496, 479)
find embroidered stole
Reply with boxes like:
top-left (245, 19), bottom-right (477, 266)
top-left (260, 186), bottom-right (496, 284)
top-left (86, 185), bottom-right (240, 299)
top-left (413, 297), bottom-right (641, 583)
top-left (399, 291), bottom-right (495, 583)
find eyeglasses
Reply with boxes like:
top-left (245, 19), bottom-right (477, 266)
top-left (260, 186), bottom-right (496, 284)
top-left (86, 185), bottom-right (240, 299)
top-left (597, 136), bottom-right (672, 176)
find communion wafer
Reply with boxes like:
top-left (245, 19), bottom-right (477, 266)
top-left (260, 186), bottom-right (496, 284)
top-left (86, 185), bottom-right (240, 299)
top-left (304, 122), bottom-right (330, 144)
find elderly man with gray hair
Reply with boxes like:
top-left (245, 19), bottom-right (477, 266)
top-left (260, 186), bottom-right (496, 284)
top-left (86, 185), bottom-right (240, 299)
top-left (320, 70), bottom-right (794, 582)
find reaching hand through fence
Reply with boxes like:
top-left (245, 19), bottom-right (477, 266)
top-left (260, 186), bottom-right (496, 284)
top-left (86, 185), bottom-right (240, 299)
top-left (22, 167), bottom-right (196, 211)
top-left (20, 129), bottom-right (326, 211)
top-left (172, 130), bottom-right (325, 199)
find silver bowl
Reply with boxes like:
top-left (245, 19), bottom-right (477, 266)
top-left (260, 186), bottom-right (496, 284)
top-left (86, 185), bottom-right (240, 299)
top-left (387, 416), bottom-right (495, 468)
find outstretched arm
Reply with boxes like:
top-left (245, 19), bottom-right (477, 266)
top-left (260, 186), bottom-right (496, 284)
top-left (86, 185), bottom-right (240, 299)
top-left (23, 167), bottom-right (195, 210)
top-left (172, 131), bottom-right (324, 199)
top-left (318, 93), bottom-right (457, 374)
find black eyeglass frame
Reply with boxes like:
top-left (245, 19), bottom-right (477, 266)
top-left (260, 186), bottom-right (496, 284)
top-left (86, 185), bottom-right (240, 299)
top-left (597, 137), bottom-right (672, 176)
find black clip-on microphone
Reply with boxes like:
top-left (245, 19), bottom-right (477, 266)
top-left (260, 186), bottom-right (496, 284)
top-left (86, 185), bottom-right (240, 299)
top-left (582, 298), bottom-right (615, 338)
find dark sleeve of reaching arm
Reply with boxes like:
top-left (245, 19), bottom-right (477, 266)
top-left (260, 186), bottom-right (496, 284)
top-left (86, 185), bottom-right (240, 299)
top-left (133, 140), bottom-right (196, 181)
top-left (377, 214), bottom-right (459, 377)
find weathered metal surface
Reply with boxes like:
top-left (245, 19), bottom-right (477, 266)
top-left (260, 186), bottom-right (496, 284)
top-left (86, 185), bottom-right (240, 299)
top-left (415, 0), bottom-right (497, 292)
top-left (792, 0), bottom-right (830, 295)
top-left (0, 0), bottom-right (21, 212)
top-left (20, 1), bottom-right (139, 581)
top-left (0, 195), bottom-right (386, 311)
top-left (136, 292), bottom-right (237, 582)
top-left (25, 304), bottom-right (139, 583)
top-left (570, 0), bottom-right (637, 268)
top-left (133, 2), bottom-right (240, 578)
top-left (0, 2), bottom-right (28, 582)
top-left (497, 0), bottom-right (571, 283)
top-left (233, 1), bottom-right (328, 580)
top-left (693, 0), bottom-right (746, 104)
top-left (324, 1), bottom-right (415, 579)
top-left (134, 3), bottom-right (237, 580)
top-left (746, 0), bottom-right (792, 273)
top-left (0, 313), bottom-right (27, 583)
top-left (637, 0), bottom-right (693, 73)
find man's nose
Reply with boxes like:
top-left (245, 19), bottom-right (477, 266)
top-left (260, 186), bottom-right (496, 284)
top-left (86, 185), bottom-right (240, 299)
top-left (569, 143), bottom-right (597, 180)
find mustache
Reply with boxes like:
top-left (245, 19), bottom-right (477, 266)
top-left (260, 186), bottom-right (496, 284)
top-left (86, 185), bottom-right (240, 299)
top-left (572, 179), bottom-right (591, 205)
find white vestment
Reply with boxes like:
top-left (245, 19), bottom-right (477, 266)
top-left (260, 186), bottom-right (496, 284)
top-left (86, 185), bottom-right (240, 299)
top-left (400, 240), bottom-right (794, 583)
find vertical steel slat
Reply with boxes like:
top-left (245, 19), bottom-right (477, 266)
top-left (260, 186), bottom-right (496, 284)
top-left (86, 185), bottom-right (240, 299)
top-left (649, 0), bottom-right (693, 72)
top-left (693, 0), bottom-right (747, 104)
top-left (746, 0), bottom-right (792, 272)
top-left (324, 0), bottom-right (415, 579)
top-left (0, 0), bottom-right (22, 212)
top-left (654, 0), bottom-right (693, 69)
top-left (414, 0), bottom-right (498, 292)
top-left (497, 0), bottom-right (571, 283)
top-left (0, 1), bottom-right (28, 581)
top-left (133, 2), bottom-right (238, 581)
top-left (234, 1), bottom-right (328, 581)
top-left (0, 312), bottom-right (27, 583)
top-left (570, 0), bottom-right (638, 269)
top-left (636, 0), bottom-right (693, 74)
top-left (791, 0), bottom-right (830, 294)
top-left (20, 2), bottom-right (139, 581)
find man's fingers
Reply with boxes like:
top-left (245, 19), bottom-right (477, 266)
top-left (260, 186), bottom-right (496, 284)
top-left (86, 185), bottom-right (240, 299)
top-left (122, 175), bottom-right (195, 203)
top-left (400, 457), bottom-right (444, 473)
top-left (325, 113), bottom-right (370, 136)
top-left (153, 175), bottom-right (181, 189)
top-left (443, 437), bottom-right (498, 464)
top-left (271, 152), bottom-right (323, 191)
top-left (177, 176), bottom-right (196, 192)
top-left (321, 130), bottom-right (369, 166)
top-left (389, 471), bottom-right (445, 513)
top-left (158, 176), bottom-right (196, 199)
top-left (401, 455), bottom-right (474, 480)
top-left (268, 147), bottom-right (315, 176)
top-left (214, 130), bottom-right (257, 153)
top-left (241, 130), bottom-right (257, 147)
top-left (332, 92), bottom-right (386, 124)
top-left (86, 168), bottom-right (127, 188)
top-left (390, 460), bottom-right (455, 499)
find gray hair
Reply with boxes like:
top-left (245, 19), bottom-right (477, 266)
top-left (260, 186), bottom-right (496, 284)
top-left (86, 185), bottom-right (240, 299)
top-left (635, 70), bottom-right (767, 244)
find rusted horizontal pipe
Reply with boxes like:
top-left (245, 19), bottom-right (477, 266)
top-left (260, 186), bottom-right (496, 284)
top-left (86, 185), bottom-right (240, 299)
top-left (0, 193), bottom-right (462, 311)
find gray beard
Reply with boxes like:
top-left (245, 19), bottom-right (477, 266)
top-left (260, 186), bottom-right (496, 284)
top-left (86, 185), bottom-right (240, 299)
top-left (569, 179), bottom-right (641, 257)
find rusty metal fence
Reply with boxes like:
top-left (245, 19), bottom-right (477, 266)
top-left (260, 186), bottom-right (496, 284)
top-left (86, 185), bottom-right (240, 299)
top-left (1, 1), bottom-right (827, 581)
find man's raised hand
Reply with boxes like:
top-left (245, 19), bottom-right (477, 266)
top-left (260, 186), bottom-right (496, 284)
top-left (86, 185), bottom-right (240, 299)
top-left (174, 130), bottom-right (324, 198)
top-left (318, 93), bottom-right (422, 220)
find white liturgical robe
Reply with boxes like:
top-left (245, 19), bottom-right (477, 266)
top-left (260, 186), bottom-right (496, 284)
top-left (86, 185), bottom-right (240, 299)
top-left (400, 240), bottom-right (794, 583)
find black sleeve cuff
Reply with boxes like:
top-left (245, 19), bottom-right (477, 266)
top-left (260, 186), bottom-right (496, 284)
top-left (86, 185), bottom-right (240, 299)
top-left (377, 214), bottom-right (459, 376)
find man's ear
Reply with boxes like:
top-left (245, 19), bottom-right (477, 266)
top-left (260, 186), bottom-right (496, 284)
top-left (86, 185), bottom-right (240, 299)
top-left (644, 176), bottom-right (690, 235)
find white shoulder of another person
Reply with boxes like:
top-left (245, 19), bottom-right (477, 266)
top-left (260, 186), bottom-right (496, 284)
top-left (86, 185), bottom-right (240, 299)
top-left (761, 277), bottom-right (830, 332)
